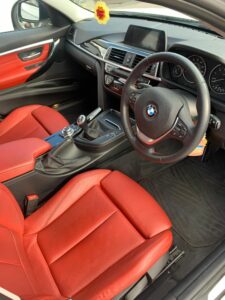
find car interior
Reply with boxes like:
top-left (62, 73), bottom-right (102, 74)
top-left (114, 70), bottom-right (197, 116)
top-left (1, 0), bottom-right (225, 299)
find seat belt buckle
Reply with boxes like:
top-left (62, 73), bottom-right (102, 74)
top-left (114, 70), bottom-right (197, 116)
top-left (25, 194), bottom-right (39, 217)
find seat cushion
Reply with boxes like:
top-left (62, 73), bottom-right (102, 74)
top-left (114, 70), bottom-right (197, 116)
top-left (0, 170), bottom-right (173, 300)
top-left (0, 105), bottom-right (69, 144)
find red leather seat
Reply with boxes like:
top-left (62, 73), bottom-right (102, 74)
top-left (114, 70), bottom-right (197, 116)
top-left (0, 105), bottom-right (69, 144)
top-left (0, 170), bottom-right (172, 300)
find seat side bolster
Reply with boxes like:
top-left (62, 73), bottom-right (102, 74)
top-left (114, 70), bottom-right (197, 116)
top-left (32, 106), bottom-right (69, 135)
top-left (0, 184), bottom-right (24, 234)
top-left (0, 105), bottom-right (42, 136)
top-left (24, 169), bottom-right (112, 235)
top-left (74, 230), bottom-right (173, 300)
top-left (101, 171), bottom-right (172, 239)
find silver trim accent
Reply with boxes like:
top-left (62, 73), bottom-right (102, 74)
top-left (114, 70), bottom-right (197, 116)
top-left (136, 118), bottom-right (179, 146)
top-left (87, 107), bottom-right (102, 122)
top-left (104, 119), bottom-right (121, 130)
top-left (61, 126), bottom-right (76, 139)
top-left (48, 39), bottom-right (60, 60)
top-left (0, 39), bottom-right (54, 57)
top-left (21, 51), bottom-right (42, 61)
top-left (67, 39), bottom-right (161, 82)
top-left (208, 275), bottom-right (225, 300)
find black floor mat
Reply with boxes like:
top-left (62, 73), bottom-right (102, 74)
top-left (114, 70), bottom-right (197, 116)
top-left (140, 156), bottom-right (225, 247)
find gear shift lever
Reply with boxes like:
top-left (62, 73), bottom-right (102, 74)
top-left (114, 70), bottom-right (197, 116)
top-left (77, 115), bottom-right (88, 132)
top-left (77, 114), bottom-right (103, 140)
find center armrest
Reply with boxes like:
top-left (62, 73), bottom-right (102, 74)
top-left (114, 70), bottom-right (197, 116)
top-left (0, 138), bottom-right (51, 182)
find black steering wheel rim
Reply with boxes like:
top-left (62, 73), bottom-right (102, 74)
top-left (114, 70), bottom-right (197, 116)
top-left (121, 52), bottom-right (211, 164)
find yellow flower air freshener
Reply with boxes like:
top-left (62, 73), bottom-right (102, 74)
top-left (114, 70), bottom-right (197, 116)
top-left (95, 1), bottom-right (110, 25)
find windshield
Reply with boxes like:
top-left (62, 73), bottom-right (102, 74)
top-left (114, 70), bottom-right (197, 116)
top-left (71, 0), bottom-right (196, 22)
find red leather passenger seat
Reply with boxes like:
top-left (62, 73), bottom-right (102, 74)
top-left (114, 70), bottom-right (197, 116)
top-left (0, 170), bottom-right (172, 300)
top-left (0, 105), bottom-right (69, 144)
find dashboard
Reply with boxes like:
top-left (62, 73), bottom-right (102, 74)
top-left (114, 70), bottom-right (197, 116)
top-left (66, 17), bottom-right (225, 105)
top-left (65, 16), bottom-right (225, 146)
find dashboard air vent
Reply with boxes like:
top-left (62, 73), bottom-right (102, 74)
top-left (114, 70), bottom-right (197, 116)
top-left (132, 54), bottom-right (145, 68)
top-left (146, 65), bottom-right (153, 74)
top-left (108, 48), bottom-right (126, 64)
top-left (132, 54), bottom-right (157, 76)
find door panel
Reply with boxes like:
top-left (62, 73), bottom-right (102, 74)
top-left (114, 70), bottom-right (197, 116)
top-left (0, 42), bottom-right (51, 90)
top-left (0, 24), bottom-right (92, 116)
top-left (0, 26), bottom-right (68, 53)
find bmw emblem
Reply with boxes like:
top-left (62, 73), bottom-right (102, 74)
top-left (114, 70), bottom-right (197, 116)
top-left (146, 104), bottom-right (158, 118)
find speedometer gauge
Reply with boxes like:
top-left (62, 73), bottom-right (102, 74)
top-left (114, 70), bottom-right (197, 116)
top-left (184, 55), bottom-right (207, 83)
top-left (209, 64), bottom-right (225, 94)
top-left (172, 65), bottom-right (183, 78)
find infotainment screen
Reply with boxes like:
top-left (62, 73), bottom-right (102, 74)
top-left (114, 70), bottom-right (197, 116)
top-left (124, 25), bottom-right (166, 52)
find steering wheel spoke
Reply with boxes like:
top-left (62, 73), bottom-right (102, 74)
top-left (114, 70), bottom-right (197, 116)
top-left (169, 117), bottom-right (190, 143)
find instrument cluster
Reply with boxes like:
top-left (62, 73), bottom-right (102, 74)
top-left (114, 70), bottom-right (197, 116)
top-left (164, 49), bottom-right (225, 99)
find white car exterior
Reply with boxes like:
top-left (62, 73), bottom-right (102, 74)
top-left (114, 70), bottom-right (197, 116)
top-left (0, 0), bottom-right (17, 33)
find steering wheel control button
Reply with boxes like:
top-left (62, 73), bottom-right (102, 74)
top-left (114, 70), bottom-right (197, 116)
top-left (146, 104), bottom-right (158, 118)
top-left (129, 92), bottom-right (139, 105)
top-left (172, 120), bottom-right (188, 139)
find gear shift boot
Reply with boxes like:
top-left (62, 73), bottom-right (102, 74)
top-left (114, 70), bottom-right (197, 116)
top-left (77, 114), bottom-right (111, 141)
top-left (75, 110), bottom-right (127, 152)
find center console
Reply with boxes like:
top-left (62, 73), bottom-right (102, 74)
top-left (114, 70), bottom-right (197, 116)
top-left (4, 108), bottom-right (133, 211)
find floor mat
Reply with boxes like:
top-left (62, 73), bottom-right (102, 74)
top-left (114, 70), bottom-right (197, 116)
top-left (140, 156), bottom-right (225, 247)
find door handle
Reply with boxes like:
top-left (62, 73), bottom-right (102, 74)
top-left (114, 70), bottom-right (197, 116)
top-left (18, 47), bottom-right (43, 61)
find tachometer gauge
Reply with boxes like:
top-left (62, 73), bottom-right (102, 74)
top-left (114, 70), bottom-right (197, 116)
top-left (209, 64), bottom-right (225, 94)
top-left (184, 55), bottom-right (206, 83)
top-left (172, 65), bottom-right (183, 78)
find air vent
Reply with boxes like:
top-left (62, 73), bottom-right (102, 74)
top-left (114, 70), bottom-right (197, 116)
top-left (132, 54), bottom-right (157, 76)
top-left (146, 64), bottom-right (158, 75)
top-left (146, 65), bottom-right (153, 74)
top-left (108, 48), bottom-right (126, 64)
top-left (132, 54), bottom-right (145, 68)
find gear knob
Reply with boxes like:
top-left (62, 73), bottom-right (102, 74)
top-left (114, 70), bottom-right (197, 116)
top-left (77, 114), bottom-right (88, 131)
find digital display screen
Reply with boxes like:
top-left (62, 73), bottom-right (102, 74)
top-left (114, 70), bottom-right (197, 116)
top-left (124, 25), bottom-right (166, 52)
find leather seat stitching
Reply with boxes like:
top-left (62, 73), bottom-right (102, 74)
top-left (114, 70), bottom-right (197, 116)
top-left (25, 184), bottom-right (108, 235)
top-left (0, 261), bottom-right (21, 267)
top-left (47, 210), bottom-right (117, 266)
top-left (33, 235), bottom-right (62, 296)
top-left (72, 240), bottom-right (146, 299)
top-left (10, 231), bottom-right (38, 296)
top-left (100, 184), bottom-right (146, 239)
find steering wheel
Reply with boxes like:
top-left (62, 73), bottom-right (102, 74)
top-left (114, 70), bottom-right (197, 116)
top-left (121, 52), bottom-right (211, 164)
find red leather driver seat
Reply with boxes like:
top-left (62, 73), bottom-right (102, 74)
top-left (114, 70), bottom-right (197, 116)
top-left (0, 105), bottom-right (69, 144)
top-left (0, 170), bottom-right (172, 300)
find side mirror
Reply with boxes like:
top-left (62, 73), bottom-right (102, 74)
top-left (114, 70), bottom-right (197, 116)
top-left (19, 0), bottom-right (40, 23)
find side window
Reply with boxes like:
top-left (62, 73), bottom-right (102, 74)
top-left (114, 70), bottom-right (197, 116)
top-left (0, 0), bottom-right (51, 34)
